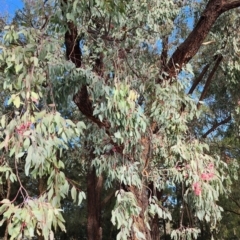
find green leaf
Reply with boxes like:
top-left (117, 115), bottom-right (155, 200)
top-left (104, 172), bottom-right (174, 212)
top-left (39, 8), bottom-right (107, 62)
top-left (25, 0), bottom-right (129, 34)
top-left (31, 91), bottom-right (39, 100)
top-left (71, 187), bottom-right (77, 202)
top-left (13, 95), bottom-right (21, 108)
top-left (114, 131), bottom-right (121, 139)
top-left (16, 152), bottom-right (25, 159)
top-left (57, 218), bottom-right (66, 232)
top-left (15, 63), bottom-right (23, 73)
top-left (23, 138), bottom-right (30, 149)
top-left (0, 203), bottom-right (9, 213)
top-left (1, 115), bottom-right (6, 128)
top-left (77, 121), bottom-right (86, 130)
top-left (25, 145), bottom-right (34, 176)
top-left (48, 187), bottom-right (54, 201)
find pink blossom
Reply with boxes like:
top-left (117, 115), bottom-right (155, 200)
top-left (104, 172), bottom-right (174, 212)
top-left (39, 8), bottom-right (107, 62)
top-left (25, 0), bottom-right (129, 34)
top-left (208, 172), bottom-right (214, 178)
top-left (200, 163), bottom-right (215, 181)
top-left (201, 172), bottom-right (214, 181)
top-left (208, 163), bottom-right (214, 170)
top-left (192, 182), bottom-right (201, 196)
top-left (201, 173), bottom-right (210, 181)
top-left (16, 122), bottom-right (32, 135)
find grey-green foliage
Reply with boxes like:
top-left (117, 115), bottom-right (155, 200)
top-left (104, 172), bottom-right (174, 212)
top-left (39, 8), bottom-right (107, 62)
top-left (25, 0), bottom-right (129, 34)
top-left (0, 22), bottom-right (86, 239)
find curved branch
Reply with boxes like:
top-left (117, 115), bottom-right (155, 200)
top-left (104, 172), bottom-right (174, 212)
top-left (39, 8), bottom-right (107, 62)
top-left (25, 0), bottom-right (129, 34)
top-left (228, 195), bottom-right (240, 209)
top-left (164, 0), bottom-right (240, 79)
top-left (188, 64), bottom-right (210, 95)
top-left (202, 115), bottom-right (231, 138)
top-left (223, 208), bottom-right (240, 216)
top-left (222, 0), bottom-right (240, 12)
top-left (63, 1), bottom-right (110, 129)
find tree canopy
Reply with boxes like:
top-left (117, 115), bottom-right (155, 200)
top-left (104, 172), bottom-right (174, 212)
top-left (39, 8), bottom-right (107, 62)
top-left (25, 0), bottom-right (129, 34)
top-left (0, 0), bottom-right (240, 239)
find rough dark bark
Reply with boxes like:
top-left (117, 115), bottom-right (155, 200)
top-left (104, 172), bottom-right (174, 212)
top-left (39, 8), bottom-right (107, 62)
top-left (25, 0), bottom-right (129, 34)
top-left (151, 215), bottom-right (160, 240)
top-left (87, 167), bottom-right (103, 240)
top-left (38, 176), bottom-right (47, 195)
top-left (73, 86), bottom-right (110, 129)
top-left (65, 21), bottom-right (81, 68)
top-left (122, 137), bottom-right (151, 239)
top-left (165, 0), bottom-right (240, 79)
top-left (129, 185), bottom-right (151, 240)
top-left (222, 0), bottom-right (240, 11)
top-left (160, 36), bottom-right (169, 69)
top-left (38, 177), bottom-right (47, 240)
top-left (148, 182), bottom-right (163, 240)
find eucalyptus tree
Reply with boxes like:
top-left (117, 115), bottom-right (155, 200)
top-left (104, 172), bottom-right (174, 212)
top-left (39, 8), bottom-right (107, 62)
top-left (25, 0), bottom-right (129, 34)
top-left (0, 0), bottom-right (240, 240)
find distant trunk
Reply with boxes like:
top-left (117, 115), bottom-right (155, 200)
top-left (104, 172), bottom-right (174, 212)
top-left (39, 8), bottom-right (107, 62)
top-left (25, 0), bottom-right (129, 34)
top-left (38, 177), bottom-right (47, 240)
top-left (4, 178), bottom-right (11, 240)
top-left (151, 215), bottom-right (160, 240)
top-left (87, 167), bottom-right (103, 240)
top-left (149, 182), bottom-right (163, 240)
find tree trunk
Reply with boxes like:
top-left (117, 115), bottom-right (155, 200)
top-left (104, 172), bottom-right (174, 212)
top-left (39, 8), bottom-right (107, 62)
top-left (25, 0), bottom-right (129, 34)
top-left (151, 215), bottom-right (160, 240)
top-left (165, 0), bottom-right (240, 79)
top-left (4, 177), bottom-right (11, 240)
top-left (38, 177), bottom-right (47, 240)
top-left (87, 167), bottom-right (103, 240)
top-left (129, 185), bottom-right (151, 240)
top-left (127, 136), bottom-right (152, 239)
top-left (149, 182), bottom-right (163, 240)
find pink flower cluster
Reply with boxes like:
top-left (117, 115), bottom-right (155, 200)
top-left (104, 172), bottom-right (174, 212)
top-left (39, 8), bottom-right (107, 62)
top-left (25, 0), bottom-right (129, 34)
top-left (192, 182), bottom-right (201, 196)
top-left (192, 163), bottom-right (215, 196)
top-left (16, 122), bottom-right (32, 135)
top-left (201, 163), bottom-right (214, 181)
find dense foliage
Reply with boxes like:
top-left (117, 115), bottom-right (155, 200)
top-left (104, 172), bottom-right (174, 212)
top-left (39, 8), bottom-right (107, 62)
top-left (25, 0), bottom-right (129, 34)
top-left (0, 0), bottom-right (240, 239)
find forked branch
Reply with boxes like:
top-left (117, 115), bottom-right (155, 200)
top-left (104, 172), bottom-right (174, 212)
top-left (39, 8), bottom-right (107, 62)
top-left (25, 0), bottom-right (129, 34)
top-left (165, 0), bottom-right (240, 78)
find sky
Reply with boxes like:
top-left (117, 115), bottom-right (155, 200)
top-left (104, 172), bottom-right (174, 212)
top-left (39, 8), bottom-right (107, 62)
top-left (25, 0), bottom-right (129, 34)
top-left (0, 0), bottom-right (23, 17)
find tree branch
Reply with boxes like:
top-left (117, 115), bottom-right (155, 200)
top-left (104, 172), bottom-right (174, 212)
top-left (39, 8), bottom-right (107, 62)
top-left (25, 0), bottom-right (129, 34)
top-left (222, 0), bottom-right (240, 12)
top-left (160, 36), bottom-right (169, 69)
top-left (197, 54), bottom-right (223, 108)
top-left (202, 115), bottom-right (231, 138)
top-left (228, 195), bottom-right (240, 209)
top-left (73, 86), bottom-right (110, 129)
top-left (101, 190), bottom-right (115, 207)
top-left (188, 64), bottom-right (210, 95)
top-left (63, 1), bottom-right (110, 129)
top-left (223, 208), bottom-right (240, 216)
top-left (164, 0), bottom-right (240, 78)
